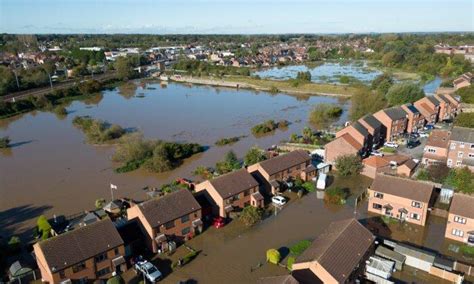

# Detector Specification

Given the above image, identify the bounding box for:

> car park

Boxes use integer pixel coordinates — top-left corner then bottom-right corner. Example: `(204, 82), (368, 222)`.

(383, 141), (399, 148)
(272, 195), (287, 206)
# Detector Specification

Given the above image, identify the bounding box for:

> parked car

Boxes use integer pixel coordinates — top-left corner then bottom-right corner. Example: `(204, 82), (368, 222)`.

(212, 216), (226, 229)
(272, 195), (287, 206)
(424, 124), (435, 130)
(370, 150), (384, 157)
(407, 140), (420, 149)
(316, 174), (327, 190)
(384, 141), (399, 148)
(135, 260), (162, 282)
(410, 132), (420, 138)
(419, 131), (429, 138)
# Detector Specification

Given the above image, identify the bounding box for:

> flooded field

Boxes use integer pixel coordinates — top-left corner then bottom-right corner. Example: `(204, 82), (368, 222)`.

(0, 81), (349, 238)
(253, 61), (382, 84)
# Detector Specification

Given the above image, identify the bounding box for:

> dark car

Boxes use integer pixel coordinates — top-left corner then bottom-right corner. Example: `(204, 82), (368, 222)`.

(407, 140), (420, 149)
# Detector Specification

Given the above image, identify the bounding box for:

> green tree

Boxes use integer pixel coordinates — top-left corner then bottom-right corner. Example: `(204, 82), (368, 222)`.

(454, 113), (474, 128)
(350, 88), (387, 120)
(244, 146), (266, 166)
(37, 215), (52, 240)
(334, 154), (363, 176)
(444, 167), (474, 194)
(371, 73), (394, 94)
(216, 150), (241, 174)
(0, 66), (17, 96)
(309, 103), (343, 128)
(386, 83), (425, 106)
(95, 198), (106, 209)
(239, 206), (263, 226)
(115, 57), (136, 80)
(266, 249), (281, 265)
(296, 71), (312, 82)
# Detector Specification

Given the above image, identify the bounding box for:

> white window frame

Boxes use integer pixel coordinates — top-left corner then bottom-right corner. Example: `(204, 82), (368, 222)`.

(450, 143), (456, 150)
(454, 216), (467, 224)
(410, 213), (421, 220)
(458, 152), (464, 158)
(452, 229), (464, 237)
(411, 201), (422, 208)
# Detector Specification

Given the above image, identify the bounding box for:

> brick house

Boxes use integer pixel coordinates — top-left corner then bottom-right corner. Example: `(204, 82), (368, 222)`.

(422, 129), (451, 165)
(373, 107), (408, 141)
(361, 156), (391, 179)
(362, 154), (417, 179)
(195, 168), (263, 218)
(453, 72), (472, 90)
(447, 127), (474, 171)
(368, 174), (434, 226)
(358, 114), (383, 149)
(292, 219), (375, 284)
(127, 189), (202, 253)
(33, 219), (126, 283)
(434, 94), (459, 121)
(445, 193), (474, 245)
(248, 150), (316, 195)
(414, 96), (441, 124)
(336, 121), (370, 153)
(401, 103), (425, 133)
(324, 133), (363, 165)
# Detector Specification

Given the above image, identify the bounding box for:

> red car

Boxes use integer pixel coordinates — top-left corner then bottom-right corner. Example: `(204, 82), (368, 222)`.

(212, 217), (226, 229)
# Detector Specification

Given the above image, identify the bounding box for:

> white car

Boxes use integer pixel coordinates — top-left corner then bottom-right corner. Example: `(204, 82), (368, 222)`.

(272, 195), (287, 206)
(135, 260), (162, 282)
(384, 142), (399, 148)
(370, 150), (384, 157)
(419, 131), (429, 138)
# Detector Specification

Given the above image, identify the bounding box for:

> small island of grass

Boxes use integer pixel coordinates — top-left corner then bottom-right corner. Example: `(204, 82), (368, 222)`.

(72, 116), (126, 144)
(215, 136), (245, 146)
(309, 103), (343, 128)
(251, 119), (290, 136)
(0, 136), (10, 148)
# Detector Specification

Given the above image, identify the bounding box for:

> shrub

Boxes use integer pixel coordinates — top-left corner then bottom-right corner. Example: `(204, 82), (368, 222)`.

(325, 187), (349, 205)
(456, 85), (474, 104)
(302, 182), (316, 193)
(289, 240), (312, 256)
(192, 166), (214, 180)
(215, 136), (240, 146)
(444, 167), (474, 194)
(269, 86), (279, 93)
(0, 136), (10, 148)
(215, 150), (241, 174)
(386, 83), (425, 106)
(266, 249), (281, 265)
(287, 256), (295, 271)
(239, 206), (263, 226)
(244, 146), (266, 165)
(53, 105), (68, 116)
(73, 116), (125, 144)
(251, 120), (289, 135)
(454, 113), (474, 128)
(296, 71), (311, 82)
(334, 154), (363, 176)
(309, 103), (343, 128)
(95, 198), (106, 209)
(37, 215), (52, 240)
(7, 236), (21, 253)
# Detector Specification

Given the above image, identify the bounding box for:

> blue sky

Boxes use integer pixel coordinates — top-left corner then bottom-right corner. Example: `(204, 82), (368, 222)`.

(1, 0), (473, 34)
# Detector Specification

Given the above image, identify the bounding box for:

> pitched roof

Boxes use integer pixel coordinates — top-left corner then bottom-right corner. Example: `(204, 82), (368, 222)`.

(383, 107), (407, 121)
(450, 127), (474, 143)
(258, 150), (310, 176)
(296, 219), (374, 283)
(382, 154), (410, 165)
(339, 133), (363, 150)
(351, 121), (369, 137)
(450, 193), (474, 219)
(37, 219), (123, 271)
(427, 96), (440, 106)
(400, 159), (417, 170)
(370, 174), (434, 203)
(426, 129), (451, 148)
(136, 189), (201, 227)
(363, 156), (390, 168)
(402, 103), (420, 115)
(209, 168), (259, 198)
(360, 114), (382, 130)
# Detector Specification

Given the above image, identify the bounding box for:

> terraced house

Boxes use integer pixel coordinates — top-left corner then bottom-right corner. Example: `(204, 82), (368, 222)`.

(373, 107), (408, 141)
(445, 193), (474, 245)
(335, 121), (370, 154)
(248, 150), (315, 195)
(368, 174), (434, 226)
(422, 129), (451, 165)
(324, 133), (364, 165)
(434, 93), (460, 121)
(414, 96), (441, 124)
(358, 114), (383, 149)
(127, 189), (202, 253)
(447, 127), (474, 171)
(195, 168), (263, 217)
(33, 219), (126, 283)
(401, 103), (425, 133)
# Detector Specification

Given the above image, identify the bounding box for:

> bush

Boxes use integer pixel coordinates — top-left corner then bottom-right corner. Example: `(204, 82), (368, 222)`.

(266, 249), (281, 265)
(296, 71), (312, 82)
(287, 256), (295, 271)
(7, 236), (21, 253)
(244, 146), (266, 165)
(239, 206), (263, 226)
(95, 198), (106, 209)
(289, 240), (312, 256)
(53, 105), (68, 116)
(386, 83), (425, 106)
(107, 275), (124, 284)
(325, 187), (349, 205)
(0, 136), (10, 148)
(444, 167), (474, 194)
(192, 166), (214, 180)
(215, 136), (241, 146)
(215, 150), (241, 174)
(456, 85), (474, 104)
(334, 154), (363, 176)
(37, 215), (52, 240)
(73, 116), (126, 144)
(309, 103), (343, 128)
(269, 86), (279, 93)
(302, 181), (316, 193)
(454, 113), (474, 128)
(251, 120), (289, 135)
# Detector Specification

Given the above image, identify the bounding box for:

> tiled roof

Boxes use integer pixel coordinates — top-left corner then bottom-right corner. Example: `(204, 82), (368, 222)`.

(383, 107), (407, 121)
(296, 219), (374, 283)
(370, 174), (434, 203)
(427, 96), (440, 106)
(209, 168), (259, 198)
(136, 189), (201, 228)
(37, 219), (123, 271)
(258, 150), (310, 176)
(450, 127), (474, 144)
(352, 121), (369, 137)
(363, 156), (390, 168)
(450, 193), (474, 219)
(360, 114), (382, 130)
(426, 130), (451, 148)
(339, 133), (363, 150)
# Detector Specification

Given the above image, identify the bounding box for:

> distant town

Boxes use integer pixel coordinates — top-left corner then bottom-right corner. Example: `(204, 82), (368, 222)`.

(1, 32), (474, 284)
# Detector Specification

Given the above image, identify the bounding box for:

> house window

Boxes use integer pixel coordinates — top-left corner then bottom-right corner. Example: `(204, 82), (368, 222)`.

(96, 267), (111, 277)
(427, 148), (436, 153)
(456, 161), (462, 166)
(411, 201), (422, 208)
(410, 213), (421, 220)
(114, 248), (120, 256)
(460, 142), (465, 148)
(470, 144), (474, 149)
(164, 220), (175, 229)
(72, 262), (86, 273)
(372, 203), (382, 210)
(447, 159), (453, 166)
(452, 229), (464, 237)
(244, 190), (250, 196)
(469, 153), (474, 158)
(231, 194), (240, 201)
(181, 227), (191, 235)
(450, 143), (456, 150)
(94, 252), (108, 263)
(181, 214), (190, 223)
(458, 152), (464, 158)
(374, 192), (384, 199)
(59, 270), (66, 279)
(454, 216), (467, 224)
(296, 164), (301, 170)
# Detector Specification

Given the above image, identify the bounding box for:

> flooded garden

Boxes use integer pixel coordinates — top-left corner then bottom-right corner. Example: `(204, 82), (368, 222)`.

(0, 81), (350, 237)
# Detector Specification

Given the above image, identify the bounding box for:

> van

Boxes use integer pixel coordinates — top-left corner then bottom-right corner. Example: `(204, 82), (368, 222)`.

(316, 173), (327, 190)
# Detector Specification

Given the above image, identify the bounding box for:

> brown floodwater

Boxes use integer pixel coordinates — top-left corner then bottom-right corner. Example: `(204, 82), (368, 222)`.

(0, 81), (349, 239)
